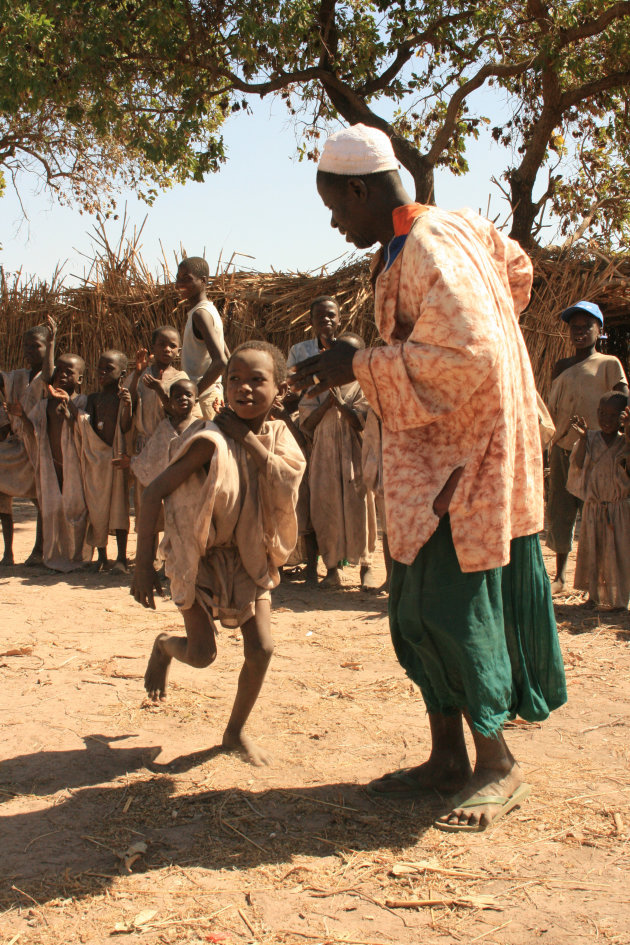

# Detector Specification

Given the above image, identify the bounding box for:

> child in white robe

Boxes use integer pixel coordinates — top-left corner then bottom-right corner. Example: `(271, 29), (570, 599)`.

(132, 341), (305, 766)
(567, 391), (630, 609)
(0, 321), (53, 564)
(19, 354), (89, 572)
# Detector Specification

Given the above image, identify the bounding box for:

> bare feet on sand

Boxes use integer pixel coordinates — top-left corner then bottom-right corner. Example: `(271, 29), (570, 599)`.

(0, 553), (15, 567)
(222, 728), (271, 767)
(436, 762), (526, 831)
(368, 755), (472, 798)
(144, 633), (172, 701)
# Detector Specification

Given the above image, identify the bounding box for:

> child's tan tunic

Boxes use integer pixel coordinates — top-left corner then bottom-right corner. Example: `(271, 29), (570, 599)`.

(28, 396), (90, 571)
(0, 370), (45, 511)
(159, 419), (305, 628)
(567, 431), (630, 609)
(300, 382), (374, 569)
(73, 407), (129, 548)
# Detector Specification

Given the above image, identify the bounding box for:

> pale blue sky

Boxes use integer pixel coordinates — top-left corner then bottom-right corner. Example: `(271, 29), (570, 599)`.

(1, 97), (514, 285)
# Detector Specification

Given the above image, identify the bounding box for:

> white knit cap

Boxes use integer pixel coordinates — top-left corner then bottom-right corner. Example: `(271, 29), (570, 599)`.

(318, 123), (399, 175)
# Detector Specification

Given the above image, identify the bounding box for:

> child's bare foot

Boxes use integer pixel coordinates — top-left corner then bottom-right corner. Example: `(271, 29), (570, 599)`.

(111, 559), (129, 575)
(320, 567), (341, 588)
(0, 553), (15, 567)
(360, 566), (380, 590)
(144, 633), (172, 701)
(24, 550), (43, 567)
(222, 728), (271, 766)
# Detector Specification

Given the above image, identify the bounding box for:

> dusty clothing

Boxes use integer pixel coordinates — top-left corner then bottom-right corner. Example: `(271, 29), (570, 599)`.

(181, 300), (225, 416)
(287, 338), (320, 370)
(548, 353), (627, 451)
(130, 366), (188, 451)
(158, 419), (305, 628)
(0, 370), (45, 503)
(73, 407), (129, 548)
(28, 396), (90, 571)
(353, 204), (542, 572)
(300, 384), (374, 569)
(536, 393), (555, 451)
(546, 444), (581, 554)
(389, 516), (567, 737)
(567, 432), (630, 609)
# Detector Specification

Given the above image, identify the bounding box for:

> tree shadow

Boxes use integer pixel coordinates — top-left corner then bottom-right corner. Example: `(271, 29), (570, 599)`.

(2, 762), (438, 908)
(0, 734), (161, 804)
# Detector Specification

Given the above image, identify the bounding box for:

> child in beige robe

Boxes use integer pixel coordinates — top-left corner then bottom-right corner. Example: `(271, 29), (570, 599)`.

(567, 392), (630, 609)
(132, 341), (305, 767)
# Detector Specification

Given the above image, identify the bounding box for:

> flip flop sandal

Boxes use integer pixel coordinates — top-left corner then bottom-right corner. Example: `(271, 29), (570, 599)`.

(434, 782), (531, 832)
(366, 768), (447, 800)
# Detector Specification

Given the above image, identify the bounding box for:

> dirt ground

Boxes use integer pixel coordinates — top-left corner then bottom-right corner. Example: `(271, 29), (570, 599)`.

(1, 499), (629, 945)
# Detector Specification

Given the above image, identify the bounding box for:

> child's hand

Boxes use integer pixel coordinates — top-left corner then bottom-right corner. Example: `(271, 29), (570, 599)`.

(213, 407), (251, 443)
(112, 454), (131, 469)
(570, 415), (588, 437)
(131, 564), (163, 610)
(135, 348), (149, 373)
(142, 373), (163, 392)
(48, 385), (69, 403)
(118, 386), (132, 406)
(46, 314), (58, 336)
(212, 395), (224, 414)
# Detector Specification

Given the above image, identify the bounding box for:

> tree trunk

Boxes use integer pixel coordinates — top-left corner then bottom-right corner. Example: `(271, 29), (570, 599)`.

(508, 168), (539, 248)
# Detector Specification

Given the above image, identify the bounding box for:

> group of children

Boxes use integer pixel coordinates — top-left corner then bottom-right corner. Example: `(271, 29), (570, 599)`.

(1, 283), (628, 764)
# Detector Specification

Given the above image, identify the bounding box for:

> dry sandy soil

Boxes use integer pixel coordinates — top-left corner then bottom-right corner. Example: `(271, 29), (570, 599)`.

(1, 499), (629, 945)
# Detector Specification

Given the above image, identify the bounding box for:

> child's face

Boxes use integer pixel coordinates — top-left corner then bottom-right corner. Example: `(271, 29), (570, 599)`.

(23, 332), (47, 369)
(568, 313), (600, 350)
(175, 265), (206, 302)
(169, 380), (197, 418)
(53, 356), (83, 394)
(597, 402), (623, 435)
(311, 301), (340, 343)
(226, 350), (279, 423)
(152, 330), (180, 367)
(98, 354), (125, 388)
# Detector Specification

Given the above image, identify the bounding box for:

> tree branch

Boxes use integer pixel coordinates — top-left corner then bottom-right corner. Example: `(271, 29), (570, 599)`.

(561, 70), (630, 109)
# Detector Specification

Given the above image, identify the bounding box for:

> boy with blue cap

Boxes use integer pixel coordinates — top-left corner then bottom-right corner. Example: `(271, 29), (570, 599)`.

(546, 300), (628, 593)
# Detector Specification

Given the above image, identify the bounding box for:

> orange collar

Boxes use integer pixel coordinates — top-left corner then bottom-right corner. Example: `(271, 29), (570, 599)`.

(392, 203), (429, 236)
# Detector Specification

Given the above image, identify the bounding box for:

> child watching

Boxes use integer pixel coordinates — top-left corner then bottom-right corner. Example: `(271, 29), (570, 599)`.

(16, 353), (89, 571)
(131, 341), (305, 766)
(546, 300), (628, 593)
(127, 326), (188, 525)
(63, 350), (133, 572)
(177, 256), (228, 419)
(0, 320), (54, 565)
(299, 331), (374, 588)
(567, 391), (630, 610)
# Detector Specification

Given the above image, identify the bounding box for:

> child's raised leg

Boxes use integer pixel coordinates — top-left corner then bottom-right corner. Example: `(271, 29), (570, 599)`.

(222, 598), (274, 766)
(144, 599), (217, 701)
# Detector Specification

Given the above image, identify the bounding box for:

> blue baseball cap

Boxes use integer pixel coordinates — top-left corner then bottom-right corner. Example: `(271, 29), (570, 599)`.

(560, 300), (604, 326)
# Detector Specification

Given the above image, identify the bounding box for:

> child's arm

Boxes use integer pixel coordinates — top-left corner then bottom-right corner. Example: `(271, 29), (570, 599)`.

(118, 381), (133, 434)
(142, 371), (170, 409)
(131, 438), (216, 609)
(48, 385), (79, 422)
(193, 308), (229, 396)
(329, 387), (364, 431)
(42, 315), (57, 384)
(299, 392), (335, 437)
(570, 415), (588, 468)
(127, 349), (148, 406)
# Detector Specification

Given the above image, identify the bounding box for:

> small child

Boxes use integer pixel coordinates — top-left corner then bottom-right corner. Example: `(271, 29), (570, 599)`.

(0, 320), (54, 565)
(127, 326), (188, 525)
(65, 350), (133, 572)
(299, 332), (375, 588)
(19, 354), (89, 571)
(132, 341), (305, 765)
(567, 391), (630, 609)
(130, 378), (201, 537)
(177, 256), (228, 419)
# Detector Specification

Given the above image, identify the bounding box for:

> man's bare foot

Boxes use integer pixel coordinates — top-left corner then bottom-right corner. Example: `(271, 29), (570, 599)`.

(436, 762), (525, 831)
(24, 550), (43, 567)
(368, 756), (472, 798)
(550, 578), (566, 595)
(360, 566), (380, 591)
(222, 729), (271, 766)
(0, 553), (15, 567)
(144, 633), (172, 701)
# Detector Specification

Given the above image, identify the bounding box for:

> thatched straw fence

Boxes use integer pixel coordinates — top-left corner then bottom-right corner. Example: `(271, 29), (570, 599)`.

(1, 225), (629, 399)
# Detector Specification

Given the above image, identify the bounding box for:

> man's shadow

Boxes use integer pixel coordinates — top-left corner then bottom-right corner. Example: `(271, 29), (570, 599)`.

(0, 734), (161, 803)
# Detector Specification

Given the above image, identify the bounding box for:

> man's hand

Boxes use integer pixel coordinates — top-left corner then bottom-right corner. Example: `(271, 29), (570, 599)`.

(289, 341), (357, 396)
(213, 407), (252, 443)
(131, 563), (163, 610)
(570, 415), (588, 438)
